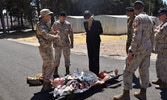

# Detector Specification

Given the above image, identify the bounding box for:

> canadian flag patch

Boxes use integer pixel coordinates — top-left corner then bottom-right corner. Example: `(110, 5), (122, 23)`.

(133, 21), (138, 27)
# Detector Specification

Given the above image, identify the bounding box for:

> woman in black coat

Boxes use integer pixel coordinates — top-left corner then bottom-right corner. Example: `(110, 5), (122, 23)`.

(83, 10), (103, 75)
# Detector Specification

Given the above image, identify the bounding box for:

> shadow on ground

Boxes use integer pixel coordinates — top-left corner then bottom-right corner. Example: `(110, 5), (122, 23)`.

(160, 88), (167, 100)
(0, 29), (35, 39)
(132, 74), (152, 89)
(31, 80), (122, 100)
(31, 89), (53, 100)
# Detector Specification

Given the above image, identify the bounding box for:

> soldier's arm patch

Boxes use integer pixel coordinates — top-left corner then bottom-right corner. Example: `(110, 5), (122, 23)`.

(133, 21), (139, 28)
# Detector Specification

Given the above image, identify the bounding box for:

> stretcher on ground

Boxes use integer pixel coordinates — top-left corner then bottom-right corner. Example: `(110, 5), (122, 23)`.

(51, 69), (122, 100)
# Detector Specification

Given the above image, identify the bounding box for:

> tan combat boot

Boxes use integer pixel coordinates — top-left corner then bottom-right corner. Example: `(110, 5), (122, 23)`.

(113, 90), (130, 100)
(152, 79), (162, 85)
(41, 81), (52, 92)
(134, 88), (147, 100)
(155, 82), (167, 89)
(66, 67), (70, 75)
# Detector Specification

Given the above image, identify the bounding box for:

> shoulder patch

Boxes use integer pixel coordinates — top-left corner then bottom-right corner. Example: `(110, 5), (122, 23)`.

(133, 21), (139, 27)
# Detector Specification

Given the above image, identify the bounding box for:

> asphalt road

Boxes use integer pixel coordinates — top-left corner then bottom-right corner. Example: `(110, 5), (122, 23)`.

(0, 39), (166, 100)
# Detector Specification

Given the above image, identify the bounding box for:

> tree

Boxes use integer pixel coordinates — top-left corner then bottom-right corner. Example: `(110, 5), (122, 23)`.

(0, 0), (6, 33)
(24, 0), (36, 31)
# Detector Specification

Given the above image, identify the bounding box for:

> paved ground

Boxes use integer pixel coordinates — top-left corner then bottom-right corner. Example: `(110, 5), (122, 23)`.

(0, 39), (167, 100)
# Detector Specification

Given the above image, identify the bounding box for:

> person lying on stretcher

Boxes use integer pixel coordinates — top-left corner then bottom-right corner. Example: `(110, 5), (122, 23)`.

(52, 70), (118, 89)
(52, 70), (118, 97)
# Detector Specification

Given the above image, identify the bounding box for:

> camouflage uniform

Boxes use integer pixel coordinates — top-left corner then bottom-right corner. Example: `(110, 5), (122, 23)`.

(155, 19), (167, 83)
(52, 20), (73, 68)
(126, 17), (135, 54)
(36, 20), (59, 82)
(124, 12), (154, 90)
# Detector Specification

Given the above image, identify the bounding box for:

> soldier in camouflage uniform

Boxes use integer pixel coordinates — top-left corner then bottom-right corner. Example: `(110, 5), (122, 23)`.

(126, 7), (135, 54)
(113, 1), (154, 100)
(36, 9), (60, 91)
(52, 11), (73, 77)
(152, 8), (167, 89)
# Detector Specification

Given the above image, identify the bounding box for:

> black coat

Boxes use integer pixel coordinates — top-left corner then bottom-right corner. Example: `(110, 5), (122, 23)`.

(84, 20), (103, 44)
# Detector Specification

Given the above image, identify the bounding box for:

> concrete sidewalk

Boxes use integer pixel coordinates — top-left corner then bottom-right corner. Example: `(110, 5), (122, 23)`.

(8, 39), (157, 61)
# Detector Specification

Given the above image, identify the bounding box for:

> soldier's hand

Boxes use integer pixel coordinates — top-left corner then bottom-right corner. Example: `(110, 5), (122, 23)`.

(70, 44), (73, 49)
(69, 28), (73, 32)
(55, 34), (60, 39)
(127, 53), (133, 62)
(154, 29), (160, 34)
(53, 43), (56, 49)
(56, 30), (60, 35)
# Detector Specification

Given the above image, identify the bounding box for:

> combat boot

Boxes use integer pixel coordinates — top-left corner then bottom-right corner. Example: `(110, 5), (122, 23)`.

(134, 88), (147, 100)
(113, 90), (130, 100)
(152, 79), (162, 85)
(41, 81), (52, 92)
(155, 82), (167, 89)
(66, 67), (70, 75)
(53, 67), (59, 78)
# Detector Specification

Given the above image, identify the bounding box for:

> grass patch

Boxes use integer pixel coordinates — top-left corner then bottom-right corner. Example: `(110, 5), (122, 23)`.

(1, 31), (127, 45)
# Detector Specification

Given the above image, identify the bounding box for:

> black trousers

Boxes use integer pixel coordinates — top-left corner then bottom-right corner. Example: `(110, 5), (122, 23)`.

(87, 42), (100, 75)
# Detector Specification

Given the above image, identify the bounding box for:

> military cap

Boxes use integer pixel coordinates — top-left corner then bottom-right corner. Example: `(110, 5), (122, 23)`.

(126, 7), (134, 12)
(83, 10), (92, 19)
(158, 8), (167, 16)
(59, 11), (67, 16)
(134, 0), (144, 6)
(39, 9), (53, 18)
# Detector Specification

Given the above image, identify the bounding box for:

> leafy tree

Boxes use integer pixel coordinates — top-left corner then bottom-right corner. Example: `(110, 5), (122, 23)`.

(0, 0), (6, 33)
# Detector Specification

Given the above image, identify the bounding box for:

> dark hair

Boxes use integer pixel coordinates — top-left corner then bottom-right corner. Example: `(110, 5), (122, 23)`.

(59, 11), (67, 16)
(83, 10), (92, 19)
(134, 4), (143, 10)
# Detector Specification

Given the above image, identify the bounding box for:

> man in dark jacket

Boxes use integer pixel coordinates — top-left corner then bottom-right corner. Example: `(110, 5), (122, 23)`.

(83, 10), (103, 75)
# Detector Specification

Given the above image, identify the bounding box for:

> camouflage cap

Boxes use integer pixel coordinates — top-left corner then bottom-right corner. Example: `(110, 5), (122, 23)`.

(39, 9), (53, 18)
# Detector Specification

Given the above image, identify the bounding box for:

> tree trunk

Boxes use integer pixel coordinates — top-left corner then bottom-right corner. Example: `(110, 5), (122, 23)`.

(36, 0), (40, 17)
(0, 11), (6, 34)
(10, 15), (13, 27)
(6, 13), (9, 33)
(30, 20), (34, 31)
(30, 14), (34, 31)
(17, 16), (20, 28)
(20, 12), (24, 28)
(67, 0), (71, 15)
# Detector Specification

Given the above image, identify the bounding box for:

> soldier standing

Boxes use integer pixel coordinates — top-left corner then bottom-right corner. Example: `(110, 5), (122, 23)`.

(126, 7), (135, 54)
(36, 9), (60, 91)
(113, 1), (154, 100)
(152, 8), (167, 89)
(52, 11), (73, 77)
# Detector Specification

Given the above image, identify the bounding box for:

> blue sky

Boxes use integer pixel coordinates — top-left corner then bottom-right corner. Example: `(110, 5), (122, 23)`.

(163, 0), (167, 3)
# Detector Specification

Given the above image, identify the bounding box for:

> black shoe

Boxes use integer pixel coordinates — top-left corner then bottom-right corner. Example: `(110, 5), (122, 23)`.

(53, 74), (59, 78)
